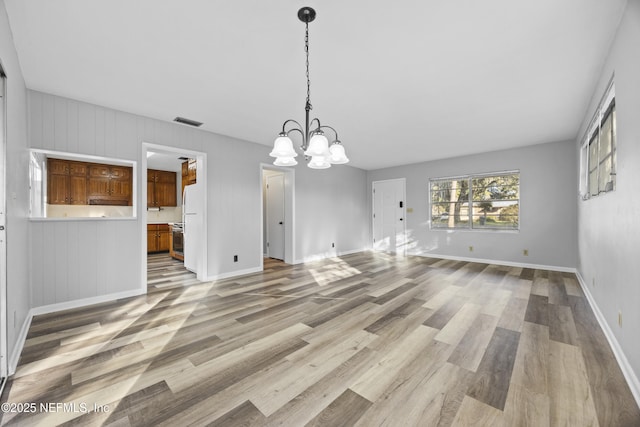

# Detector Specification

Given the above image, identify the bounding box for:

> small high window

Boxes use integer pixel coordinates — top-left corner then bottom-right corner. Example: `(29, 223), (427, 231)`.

(581, 80), (616, 199)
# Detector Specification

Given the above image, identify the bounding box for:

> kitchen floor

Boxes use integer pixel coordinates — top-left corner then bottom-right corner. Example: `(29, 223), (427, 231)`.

(147, 253), (198, 290)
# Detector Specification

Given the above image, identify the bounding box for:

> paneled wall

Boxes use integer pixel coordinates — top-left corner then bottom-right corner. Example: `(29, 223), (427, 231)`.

(27, 90), (369, 308)
(1, 0), (31, 367)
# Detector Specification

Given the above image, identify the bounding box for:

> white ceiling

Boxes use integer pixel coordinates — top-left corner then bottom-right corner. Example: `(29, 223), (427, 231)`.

(146, 151), (184, 173)
(4, 0), (627, 170)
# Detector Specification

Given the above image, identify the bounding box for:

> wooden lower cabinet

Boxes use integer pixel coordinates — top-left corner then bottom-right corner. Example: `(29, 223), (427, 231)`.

(147, 224), (171, 253)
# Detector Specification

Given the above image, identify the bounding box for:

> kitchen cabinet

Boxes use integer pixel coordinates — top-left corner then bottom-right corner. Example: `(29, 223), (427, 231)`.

(48, 158), (132, 206)
(147, 224), (171, 253)
(148, 169), (177, 207)
(87, 164), (133, 205)
(181, 159), (196, 195)
(188, 159), (197, 184)
(47, 159), (88, 205)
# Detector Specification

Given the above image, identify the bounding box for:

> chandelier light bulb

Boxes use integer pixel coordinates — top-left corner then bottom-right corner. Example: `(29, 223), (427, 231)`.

(274, 156), (298, 166)
(304, 132), (329, 157)
(308, 155), (331, 169)
(270, 134), (298, 158)
(329, 142), (349, 164)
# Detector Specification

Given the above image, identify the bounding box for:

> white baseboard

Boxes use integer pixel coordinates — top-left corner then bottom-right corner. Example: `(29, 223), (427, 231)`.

(411, 251), (576, 273)
(205, 266), (263, 282)
(9, 288), (146, 376)
(575, 271), (640, 408)
(30, 289), (146, 317)
(9, 313), (32, 376)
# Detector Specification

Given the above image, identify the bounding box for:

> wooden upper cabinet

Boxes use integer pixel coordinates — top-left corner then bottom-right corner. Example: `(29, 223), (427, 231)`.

(181, 161), (188, 179)
(181, 159), (196, 196)
(87, 174), (110, 199)
(147, 173), (155, 207)
(188, 159), (197, 184)
(88, 164), (111, 179)
(49, 158), (70, 175)
(110, 166), (131, 180)
(47, 157), (132, 206)
(48, 173), (70, 204)
(47, 158), (88, 205)
(87, 163), (133, 206)
(68, 162), (87, 176)
(156, 171), (177, 207)
(148, 169), (177, 207)
(69, 175), (88, 205)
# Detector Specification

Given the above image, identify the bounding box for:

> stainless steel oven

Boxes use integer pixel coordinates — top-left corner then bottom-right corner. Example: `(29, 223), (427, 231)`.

(172, 223), (184, 255)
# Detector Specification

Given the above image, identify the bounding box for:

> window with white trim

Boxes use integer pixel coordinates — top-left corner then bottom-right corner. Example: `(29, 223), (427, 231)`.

(581, 80), (616, 199)
(430, 171), (519, 230)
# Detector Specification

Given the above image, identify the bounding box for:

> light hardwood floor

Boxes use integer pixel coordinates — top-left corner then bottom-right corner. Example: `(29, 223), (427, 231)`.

(1, 252), (639, 426)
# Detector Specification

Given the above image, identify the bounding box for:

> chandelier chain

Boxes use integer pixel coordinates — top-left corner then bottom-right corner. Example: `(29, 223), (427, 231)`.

(305, 22), (312, 110)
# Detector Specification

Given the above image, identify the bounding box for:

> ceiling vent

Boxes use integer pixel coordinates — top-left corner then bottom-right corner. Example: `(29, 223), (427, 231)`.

(173, 117), (203, 127)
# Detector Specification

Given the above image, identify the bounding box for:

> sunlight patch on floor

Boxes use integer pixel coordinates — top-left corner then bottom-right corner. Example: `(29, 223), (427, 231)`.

(308, 259), (362, 285)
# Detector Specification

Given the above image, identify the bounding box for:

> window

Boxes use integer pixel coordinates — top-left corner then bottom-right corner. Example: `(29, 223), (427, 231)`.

(29, 149), (137, 219)
(581, 80), (616, 199)
(430, 171), (519, 230)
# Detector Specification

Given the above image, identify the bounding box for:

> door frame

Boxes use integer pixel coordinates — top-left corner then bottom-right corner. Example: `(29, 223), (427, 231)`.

(265, 172), (285, 260)
(372, 178), (407, 255)
(0, 61), (8, 385)
(260, 164), (294, 267)
(141, 143), (208, 289)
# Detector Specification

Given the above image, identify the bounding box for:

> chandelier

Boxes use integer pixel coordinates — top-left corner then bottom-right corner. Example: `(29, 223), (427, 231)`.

(269, 7), (349, 169)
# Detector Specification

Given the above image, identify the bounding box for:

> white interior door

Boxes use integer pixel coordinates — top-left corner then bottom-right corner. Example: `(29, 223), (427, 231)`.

(266, 173), (285, 260)
(372, 179), (406, 254)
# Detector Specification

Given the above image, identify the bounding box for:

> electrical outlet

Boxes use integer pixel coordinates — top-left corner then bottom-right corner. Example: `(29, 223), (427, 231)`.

(233, 255), (238, 262)
(618, 311), (622, 327)
(469, 246), (473, 252)
(523, 249), (529, 256)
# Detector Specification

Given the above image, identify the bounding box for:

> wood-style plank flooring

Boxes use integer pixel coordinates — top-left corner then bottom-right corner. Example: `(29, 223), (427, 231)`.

(2, 252), (639, 426)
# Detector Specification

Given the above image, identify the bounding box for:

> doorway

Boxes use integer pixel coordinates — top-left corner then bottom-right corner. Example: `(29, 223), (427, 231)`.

(261, 165), (294, 267)
(141, 143), (208, 291)
(0, 62), (8, 389)
(265, 172), (285, 260)
(372, 178), (407, 255)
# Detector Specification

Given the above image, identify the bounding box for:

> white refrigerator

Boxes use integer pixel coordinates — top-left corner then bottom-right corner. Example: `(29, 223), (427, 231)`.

(182, 182), (204, 274)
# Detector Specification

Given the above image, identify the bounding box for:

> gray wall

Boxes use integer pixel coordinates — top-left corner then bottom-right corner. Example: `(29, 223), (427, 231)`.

(27, 90), (369, 307)
(576, 0), (640, 388)
(367, 140), (578, 269)
(296, 164), (369, 261)
(0, 0), (31, 366)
